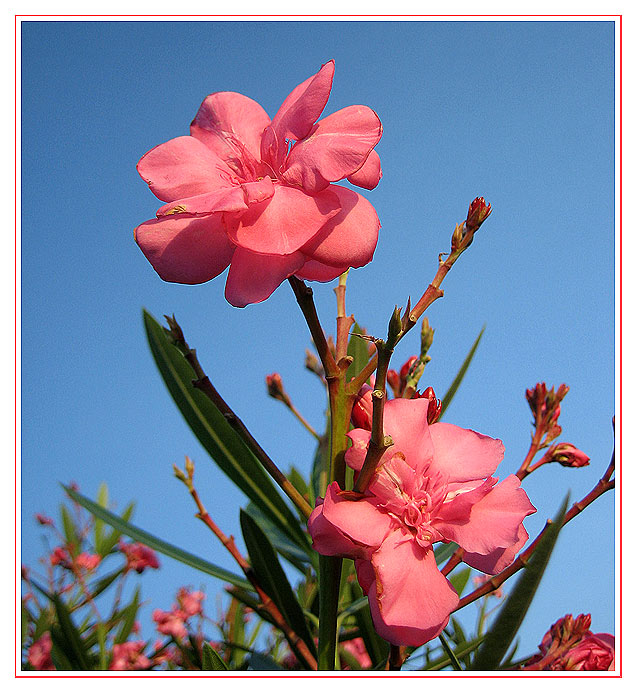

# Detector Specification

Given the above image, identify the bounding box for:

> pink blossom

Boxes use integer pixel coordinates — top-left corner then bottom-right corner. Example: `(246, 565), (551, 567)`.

(308, 397), (536, 647)
(341, 637), (372, 670)
(153, 608), (188, 640)
(109, 641), (152, 671)
(549, 443), (590, 468)
(49, 546), (70, 567)
(120, 541), (160, 573)
(135, 60), (382, 308)
(27, 632), (54, 670)
(177, 587), (205, 617)
(74, 552), (101, 572)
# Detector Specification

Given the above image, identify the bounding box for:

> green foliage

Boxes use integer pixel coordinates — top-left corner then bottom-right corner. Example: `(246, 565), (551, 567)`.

(202, 642), (229, 670)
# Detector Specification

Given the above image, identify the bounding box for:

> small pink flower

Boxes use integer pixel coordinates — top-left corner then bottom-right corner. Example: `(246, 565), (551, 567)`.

(153, 608), (188, 640)
(27, 632), (54, 670)
(309, 397), (536, 647)
(50, 546), (70, 568)
(341, 637), (372, 670)
(177, 587), (205, 617)
(120, 541), (160, 573)
(109, 641), (152, 671)
(74, 552), (101, 572)
(135, 60), (382, 308)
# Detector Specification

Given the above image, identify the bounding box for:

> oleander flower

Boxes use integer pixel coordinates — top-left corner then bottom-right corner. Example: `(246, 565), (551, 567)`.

(27, 632), (54, 671)
(109, 641), (152, 671)
(135, 60), (382, 307)
(308, 397), (536, 647)
(120, 541), (160, 573)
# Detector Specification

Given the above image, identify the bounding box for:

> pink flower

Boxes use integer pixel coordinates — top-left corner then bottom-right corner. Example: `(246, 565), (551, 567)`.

(523, 614), (614, 671)
(176, 587), (205, 617)
(74, 552), (101, 572)
(120, 541), (160, 573)
(27, 632), (54, 670)
(135, 60), (382, 307)
(341, 637), (372, 670)
(153, 608), (188, 640)
(109, 641), (152, 671)
(308, 397), (536, 647)
(49, 546), (70, 568)
(549, 443), (590, 468)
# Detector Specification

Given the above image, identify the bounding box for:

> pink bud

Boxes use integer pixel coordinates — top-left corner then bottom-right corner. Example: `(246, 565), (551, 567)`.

(465, 196), (492, 232)
(415, 386), (442, 424)
(550, 443), (590, 468)
(35, 513), (54, 526)
(351, 384), (374, 430)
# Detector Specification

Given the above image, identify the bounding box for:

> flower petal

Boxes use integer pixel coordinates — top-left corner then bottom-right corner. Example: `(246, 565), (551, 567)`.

(134, 214), (234, 284)
(156, 187), (248, 217)
(428, 422), (505, 483)
(463, 525), (529, 575)
(294, 259), (348, 282)
(347, 149), (382, 190)
(367, 529), (459, 646)
(224, 246), (304, 308)
(300, 185), (380, 269)
(137, 136), (236, 203)
(226, 185), (341, 256)
(345, 429), (372, 472)
(381, 398), (435, 474)
(282, 105), (382, 192)
(190, 91), (271, 164)
(270, 60), (335, 143)
(437, 475), (536, 555)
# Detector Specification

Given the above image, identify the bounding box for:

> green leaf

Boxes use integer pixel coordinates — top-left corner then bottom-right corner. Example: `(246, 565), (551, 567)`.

(310, 434), (330, 503)
(244, 502), (314, 573)
(97, 502), (135, 557)
(114, 587), (140, 644)
(469, 494), (570, 671)
(60, 506), (80, 555)
(93, 483), (108, 555)
(434, 542), (459, 565)
(64, 485), (251, 590)
(425, 635), (486, 670)
(449, 567), (472, 597)
(143, 310), (310, 554)
(346, 323), (371, 384)
(239, 510), (317, 661)
(51, 594), (91, 670)
(438, 631), (462, 670)
(439, 325), (485, 418)
(247, 652), (284, 671)
(202, 642), (229, 670)
(88, 568), (123, 600)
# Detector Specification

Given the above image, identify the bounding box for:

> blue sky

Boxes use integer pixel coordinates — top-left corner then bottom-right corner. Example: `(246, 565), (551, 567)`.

(20, 19), (616, 664)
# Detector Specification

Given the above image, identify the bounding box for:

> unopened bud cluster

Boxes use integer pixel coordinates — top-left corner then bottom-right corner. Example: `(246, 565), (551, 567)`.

(526, 382), (569, 446)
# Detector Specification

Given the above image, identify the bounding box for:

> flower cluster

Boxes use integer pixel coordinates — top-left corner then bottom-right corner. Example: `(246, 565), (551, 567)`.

(135, 61), (382, 307)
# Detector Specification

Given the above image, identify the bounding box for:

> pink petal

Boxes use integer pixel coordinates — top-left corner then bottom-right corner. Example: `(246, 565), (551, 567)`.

(240, 177), (275, 205)
(463, 525), (529, 575)
(270, 60), (335, 143)
(294, 259), (348, 282)
(347, 150), (382, 190)
(226, 185), (341, 256)
(300, 185), (380, 269)
(437, 475), (536, 555)
(156, 187), (248, 217)
(367, 529), (459, 646)
(224, 246), (304, 308)
(282, 105), (382, 192)
(134, 214), (234, 284)
(355, 559), (375, 594)
(320, 482), (394, 551)
(137, 136), (236, 203)
(190, 91), (271, 164)
(308, 498), (369, 559)
(345, 429), (372, 472)
(381, 398), (435, 475)
(428, 422), (505, 483)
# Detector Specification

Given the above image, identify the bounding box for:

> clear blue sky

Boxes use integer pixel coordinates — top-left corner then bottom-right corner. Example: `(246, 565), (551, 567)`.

(20, 19), (616, 663)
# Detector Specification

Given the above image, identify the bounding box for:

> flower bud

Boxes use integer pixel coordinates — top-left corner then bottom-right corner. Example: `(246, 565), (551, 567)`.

(465, 196), (492, 233)
(386, 369), (401, 398)
(304, 350), (324, 378)
(387, 305), (403, 347)
(265, 373), (290, 405)
(415, 386), (442, 424)
(352, 384), (374, 430)
(550, 443), (590, 468)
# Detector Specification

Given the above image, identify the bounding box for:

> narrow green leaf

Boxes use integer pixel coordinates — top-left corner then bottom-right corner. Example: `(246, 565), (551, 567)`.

(88, 568), (123, 600)
(469, 494), (570, 671)
(434, 542), (459, 565)
(449, 567), (472, 597)
(60, 506), (80, 555)
(247, 652), (284, 671)
(51, 594), (90, 670)
(239, 510), (317, 661)
(143, 310), (309, 554)
(310, 434), (330, 503)
(65, 485), (251, 590)
(225, 587), (279, 629)
(115, 587), (140, 644)
(96, 623), (108, 671)
(346, 323), (371, 384)
(438, 631), (462, 671)
(244, 503), (313, 573)
(439, 325), (485, 418)
(97, 502), (135, 557)
(202, 642), (229, 670)
(93, 483), (108, 555)
(425, 635), (486, 670)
